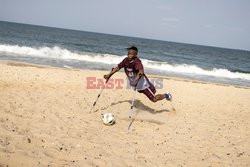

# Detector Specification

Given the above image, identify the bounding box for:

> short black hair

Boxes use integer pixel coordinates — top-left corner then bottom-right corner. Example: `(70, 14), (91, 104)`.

(126, 46), (138, 52)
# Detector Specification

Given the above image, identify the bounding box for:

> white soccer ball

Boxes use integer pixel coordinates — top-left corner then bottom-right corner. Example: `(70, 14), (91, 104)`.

(101, 113), (115, 125)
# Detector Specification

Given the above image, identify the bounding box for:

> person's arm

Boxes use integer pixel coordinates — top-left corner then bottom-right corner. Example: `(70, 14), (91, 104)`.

(133, 69), (144, 86)
(104, 58), (125, 82)
(132, 59), (144, 86)
(103, 67), (120, 82)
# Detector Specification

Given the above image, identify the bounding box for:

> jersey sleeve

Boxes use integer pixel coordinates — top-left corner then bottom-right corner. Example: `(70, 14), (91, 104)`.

(117, 58), (126, 69)
(134, 59), (143, 71)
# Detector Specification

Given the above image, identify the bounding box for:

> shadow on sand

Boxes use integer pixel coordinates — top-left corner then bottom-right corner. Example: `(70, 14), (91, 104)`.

(94, 99), (170, 114)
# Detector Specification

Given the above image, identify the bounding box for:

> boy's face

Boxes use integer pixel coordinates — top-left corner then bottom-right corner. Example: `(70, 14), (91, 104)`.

(127, 49), (137, 61)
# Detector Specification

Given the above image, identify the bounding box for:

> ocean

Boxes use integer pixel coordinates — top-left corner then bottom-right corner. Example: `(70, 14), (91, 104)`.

(0, 21), (250, 86)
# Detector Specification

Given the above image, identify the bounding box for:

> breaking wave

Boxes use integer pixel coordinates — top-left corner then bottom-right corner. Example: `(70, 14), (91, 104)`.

(1, 44), (250, 81)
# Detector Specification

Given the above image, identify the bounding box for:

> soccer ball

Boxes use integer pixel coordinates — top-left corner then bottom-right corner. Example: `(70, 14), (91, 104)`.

(101, 113), (115, 125)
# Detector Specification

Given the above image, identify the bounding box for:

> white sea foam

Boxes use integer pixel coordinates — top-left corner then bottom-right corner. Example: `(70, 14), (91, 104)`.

(1, 44), (250, 81)
(0, 44), (123, 64)
(142, 59), (250, 80)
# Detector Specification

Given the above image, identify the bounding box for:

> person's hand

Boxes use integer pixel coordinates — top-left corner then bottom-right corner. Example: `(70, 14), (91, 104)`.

(104, 74), (110, 81)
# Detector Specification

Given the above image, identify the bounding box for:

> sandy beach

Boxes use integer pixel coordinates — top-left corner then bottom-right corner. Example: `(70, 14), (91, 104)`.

(0, 60), (250, 167)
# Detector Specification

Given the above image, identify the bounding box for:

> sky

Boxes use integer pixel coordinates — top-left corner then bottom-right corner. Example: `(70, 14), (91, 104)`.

(0, 0), (250, 51)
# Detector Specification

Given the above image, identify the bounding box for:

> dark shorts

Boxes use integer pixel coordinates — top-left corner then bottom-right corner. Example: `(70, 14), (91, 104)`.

(138, 84), (156, 102)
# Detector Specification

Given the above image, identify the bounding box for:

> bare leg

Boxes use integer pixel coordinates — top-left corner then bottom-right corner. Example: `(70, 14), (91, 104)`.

(144, 87), (172, 103)
(152, 94), (165, 102)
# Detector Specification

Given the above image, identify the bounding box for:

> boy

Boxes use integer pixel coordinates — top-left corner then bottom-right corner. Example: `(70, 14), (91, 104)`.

(104, 46), (172, 102)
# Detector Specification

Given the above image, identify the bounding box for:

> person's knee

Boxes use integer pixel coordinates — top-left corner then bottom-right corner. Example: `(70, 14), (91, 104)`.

(151, 97), (157, 103)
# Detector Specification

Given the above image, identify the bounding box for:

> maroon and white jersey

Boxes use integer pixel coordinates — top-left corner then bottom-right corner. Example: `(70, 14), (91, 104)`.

(117, 57), (150, 90)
